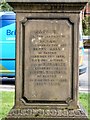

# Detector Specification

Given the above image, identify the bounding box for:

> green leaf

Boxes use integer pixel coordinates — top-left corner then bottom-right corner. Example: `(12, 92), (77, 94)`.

(0, 0), (13, 11)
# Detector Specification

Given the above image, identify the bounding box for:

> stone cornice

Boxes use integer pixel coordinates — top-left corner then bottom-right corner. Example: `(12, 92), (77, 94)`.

(7, 3), (87, 13)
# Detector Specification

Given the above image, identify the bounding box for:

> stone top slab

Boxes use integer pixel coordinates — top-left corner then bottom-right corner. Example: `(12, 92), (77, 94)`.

(6, 0), (88, 12)
(6, 0), (88, 3)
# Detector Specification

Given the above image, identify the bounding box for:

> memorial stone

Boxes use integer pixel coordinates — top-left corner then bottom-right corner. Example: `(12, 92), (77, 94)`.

(4, 0), (89, 120)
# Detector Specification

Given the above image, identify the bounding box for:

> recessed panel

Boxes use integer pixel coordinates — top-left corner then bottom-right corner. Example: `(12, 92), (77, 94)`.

(23, 19), (72, 101)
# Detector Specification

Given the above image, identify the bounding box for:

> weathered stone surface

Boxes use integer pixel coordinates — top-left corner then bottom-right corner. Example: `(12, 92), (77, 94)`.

(15, 12), (78, 108)
(4, 108), (89, 120)
(4, 1), (88, 120)
(23, 18), (72, 101)
(6, 0), (88, 13)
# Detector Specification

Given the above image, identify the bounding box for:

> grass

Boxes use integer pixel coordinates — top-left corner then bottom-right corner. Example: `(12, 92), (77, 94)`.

(0, 91), (15, 120)
(79, 93), (90, 119)
(0, 92), (90, 120)
(79, 93), (88, 112)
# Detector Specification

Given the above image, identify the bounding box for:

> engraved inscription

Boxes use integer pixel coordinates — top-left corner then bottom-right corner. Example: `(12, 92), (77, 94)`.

(24, 19), (72, 101)
(29, 30), (67, 86)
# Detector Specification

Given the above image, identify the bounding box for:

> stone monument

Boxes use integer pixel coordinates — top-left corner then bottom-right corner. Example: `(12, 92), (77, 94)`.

(5, 0), (88, 120)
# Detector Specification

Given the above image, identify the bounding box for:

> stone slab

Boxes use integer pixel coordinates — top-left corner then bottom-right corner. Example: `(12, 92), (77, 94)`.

(16, 12), (78, 107)
(6, 1), (88, 12)
(23, 18), (72, 101)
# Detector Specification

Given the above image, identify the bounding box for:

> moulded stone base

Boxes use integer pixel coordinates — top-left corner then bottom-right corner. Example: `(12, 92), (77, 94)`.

(3, 107), (89, 120)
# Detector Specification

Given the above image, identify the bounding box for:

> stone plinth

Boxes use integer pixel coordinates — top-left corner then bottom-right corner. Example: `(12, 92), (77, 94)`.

(4, 0), (89, 120)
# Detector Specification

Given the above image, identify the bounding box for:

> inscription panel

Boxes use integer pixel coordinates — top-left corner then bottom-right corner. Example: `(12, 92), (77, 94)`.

(23, 19), (73, 101)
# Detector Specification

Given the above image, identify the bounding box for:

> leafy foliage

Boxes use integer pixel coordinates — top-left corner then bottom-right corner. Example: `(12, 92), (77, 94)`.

(82, 16), (90, 36)
(0, 0), (13, 11)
